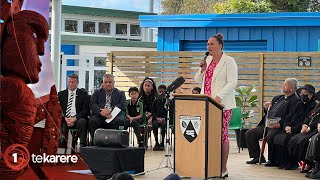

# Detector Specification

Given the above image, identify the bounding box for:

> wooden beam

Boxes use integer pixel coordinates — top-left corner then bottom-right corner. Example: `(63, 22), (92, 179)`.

(258, 53), (264, 121)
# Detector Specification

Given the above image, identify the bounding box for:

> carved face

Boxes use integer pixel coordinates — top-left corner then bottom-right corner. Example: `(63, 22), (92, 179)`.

(1, 10), (48, 84)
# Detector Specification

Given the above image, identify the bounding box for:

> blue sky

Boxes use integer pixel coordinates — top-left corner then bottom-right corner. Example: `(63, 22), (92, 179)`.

(63, 0), (160, 13)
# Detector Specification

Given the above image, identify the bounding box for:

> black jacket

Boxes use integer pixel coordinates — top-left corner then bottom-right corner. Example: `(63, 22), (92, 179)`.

(90, 88), (126, 117)
(258, 93), (300, 128)
(304, 105), (320, 132)
(139, 94), (157, 113)
(283, 99), (317, 134)
(58, 88), (90, 120)
(152, 98), (167, 121)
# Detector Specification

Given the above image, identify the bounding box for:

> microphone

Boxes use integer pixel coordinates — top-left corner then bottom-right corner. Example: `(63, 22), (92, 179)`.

(200, 51), (209, 67)
(166, 76), (185, 92)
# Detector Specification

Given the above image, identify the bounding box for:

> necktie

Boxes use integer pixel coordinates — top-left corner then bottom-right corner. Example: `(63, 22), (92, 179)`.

(66, 92), (74, 117)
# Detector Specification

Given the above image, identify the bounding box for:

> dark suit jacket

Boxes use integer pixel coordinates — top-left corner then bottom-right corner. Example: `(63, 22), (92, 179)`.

(258, 93), (300, 128)
(90, 88), (126, 117)
(58, 88), (90, 120)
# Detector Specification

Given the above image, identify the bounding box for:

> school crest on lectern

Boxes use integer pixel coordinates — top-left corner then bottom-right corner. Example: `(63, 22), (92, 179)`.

(180, 115), (201, 143)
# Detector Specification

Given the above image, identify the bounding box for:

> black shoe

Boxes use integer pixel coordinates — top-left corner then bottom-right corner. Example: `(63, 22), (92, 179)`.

(246, 157), (265, 164)
(159, 144), (165, 151)
(153, 143), (160, 151)
(265, 161), (277, 167)
(283, 162), (299, 170)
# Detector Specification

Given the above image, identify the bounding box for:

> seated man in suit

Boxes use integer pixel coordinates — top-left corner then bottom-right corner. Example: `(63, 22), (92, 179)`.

(89, 74), (126, 140)
(58, 73), (89, 147)
(245, 78), (301, 165)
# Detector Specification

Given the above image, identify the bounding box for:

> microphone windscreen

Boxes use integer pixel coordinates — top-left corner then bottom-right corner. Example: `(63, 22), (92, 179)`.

(167, 77), (185, 92)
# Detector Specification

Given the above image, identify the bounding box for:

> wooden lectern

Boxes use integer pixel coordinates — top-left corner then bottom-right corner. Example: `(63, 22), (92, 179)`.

(173, 94), (224, 179)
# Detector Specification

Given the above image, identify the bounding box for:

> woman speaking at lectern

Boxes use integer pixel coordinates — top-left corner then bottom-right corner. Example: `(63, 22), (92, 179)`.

(194, 33), (238, 178)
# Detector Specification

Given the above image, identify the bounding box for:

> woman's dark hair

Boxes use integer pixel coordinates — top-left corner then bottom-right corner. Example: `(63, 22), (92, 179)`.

(213, 33), (224, 48)
(139, 77), (157, 97)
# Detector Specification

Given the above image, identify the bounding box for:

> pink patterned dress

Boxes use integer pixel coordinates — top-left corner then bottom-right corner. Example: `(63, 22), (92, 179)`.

(204, 60), (232, 144)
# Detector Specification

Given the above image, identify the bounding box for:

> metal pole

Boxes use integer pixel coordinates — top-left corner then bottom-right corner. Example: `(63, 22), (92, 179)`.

(148, 0), (154, 42)
(51, 0), (62, 91)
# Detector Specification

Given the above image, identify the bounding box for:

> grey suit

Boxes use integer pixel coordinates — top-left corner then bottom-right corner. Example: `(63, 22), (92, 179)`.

(88, 88), (126, 139)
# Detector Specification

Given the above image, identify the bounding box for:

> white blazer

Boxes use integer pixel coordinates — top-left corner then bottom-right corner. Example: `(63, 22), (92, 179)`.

(194, 53), (238, 110)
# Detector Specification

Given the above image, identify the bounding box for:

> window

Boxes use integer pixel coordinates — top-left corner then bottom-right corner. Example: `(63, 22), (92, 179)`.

(65, 20), (78, 32)
(116, 24), (127, 35)
(99, 22), (110, 35)
(129, 39), (141, 41)
(130, 24), (140, 36)
(115, 38), (128, 41)
(94, 70), (106, 90)
(83, 21), (95, 34)
(94, 57), (107, 66)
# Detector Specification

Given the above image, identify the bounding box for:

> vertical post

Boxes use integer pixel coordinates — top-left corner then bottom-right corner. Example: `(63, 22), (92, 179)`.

(51, 0), (62, 91)
(258, 53), (265, 121)
(148, 0), (154, 42)
(107, 52), (113, 74)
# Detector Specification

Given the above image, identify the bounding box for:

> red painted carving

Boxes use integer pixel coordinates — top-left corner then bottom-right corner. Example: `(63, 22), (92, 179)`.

(41, 86), (62, 156)
(0, 1), (62, 178)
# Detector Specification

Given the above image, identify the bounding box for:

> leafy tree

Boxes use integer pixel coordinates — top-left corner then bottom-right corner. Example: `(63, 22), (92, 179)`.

(213, 0), (273, 13)
(158, 0), (320, 14)
(159, 0), (215, 14)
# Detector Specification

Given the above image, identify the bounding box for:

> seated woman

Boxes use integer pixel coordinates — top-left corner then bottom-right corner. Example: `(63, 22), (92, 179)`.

(273, 84), (317, 169)
(285, 96), (320, 170)
(304, 123), (320, 179)
(138, 77), (158, 146)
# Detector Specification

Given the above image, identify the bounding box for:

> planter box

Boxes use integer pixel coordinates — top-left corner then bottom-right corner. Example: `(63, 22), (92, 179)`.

(235, 128), (249, 150)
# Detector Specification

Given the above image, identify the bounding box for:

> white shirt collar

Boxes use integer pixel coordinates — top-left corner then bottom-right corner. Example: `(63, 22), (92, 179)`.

(68, 88), (77, 94)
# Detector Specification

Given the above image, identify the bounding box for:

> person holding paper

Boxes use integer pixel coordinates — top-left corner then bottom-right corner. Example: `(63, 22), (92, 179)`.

(245, 78), (300, 165)
(89, 74), (126, 140)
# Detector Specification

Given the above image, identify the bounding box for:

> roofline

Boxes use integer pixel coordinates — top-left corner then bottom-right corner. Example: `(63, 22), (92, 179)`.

(49, 5), (157, 19)
(60, 33), (156, 48)
(139, 12), (320, 27)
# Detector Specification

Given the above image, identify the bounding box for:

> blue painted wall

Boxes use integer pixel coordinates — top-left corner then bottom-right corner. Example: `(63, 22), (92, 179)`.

(140, 13), (320, 52)
(61, 45), (75, 55)
(61, 45), (76, 86)
(157, 27), (320, 52)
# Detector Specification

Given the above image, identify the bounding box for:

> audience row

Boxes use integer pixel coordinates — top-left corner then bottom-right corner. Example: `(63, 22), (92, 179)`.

(58, 73), (201, 151)
(245, 78), (320, 179)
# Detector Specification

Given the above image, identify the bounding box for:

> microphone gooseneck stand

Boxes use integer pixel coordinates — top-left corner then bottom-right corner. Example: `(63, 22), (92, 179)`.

(133, 91), (173, 177)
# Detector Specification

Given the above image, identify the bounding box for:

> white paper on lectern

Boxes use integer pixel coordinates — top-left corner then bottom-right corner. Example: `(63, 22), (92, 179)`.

(105, 106), (121, 123)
